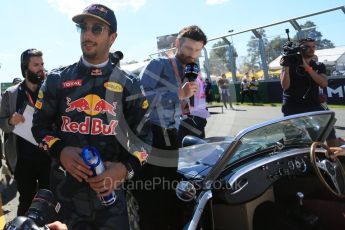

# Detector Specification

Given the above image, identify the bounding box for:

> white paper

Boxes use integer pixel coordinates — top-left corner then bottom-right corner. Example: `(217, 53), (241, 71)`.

(12, 105), (38, 145)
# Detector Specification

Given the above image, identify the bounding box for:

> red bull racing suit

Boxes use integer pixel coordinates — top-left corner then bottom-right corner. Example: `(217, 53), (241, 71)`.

(32, 58), (150, 229)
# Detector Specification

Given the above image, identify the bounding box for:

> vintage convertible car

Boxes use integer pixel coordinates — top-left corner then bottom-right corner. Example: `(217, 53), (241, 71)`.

(176, 110), (345, 230)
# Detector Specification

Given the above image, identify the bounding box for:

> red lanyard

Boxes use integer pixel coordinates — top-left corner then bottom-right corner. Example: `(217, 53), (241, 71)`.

(168, 58), (183, 88)
(168, 58), (191, 115)
(25, 91), (35, 106)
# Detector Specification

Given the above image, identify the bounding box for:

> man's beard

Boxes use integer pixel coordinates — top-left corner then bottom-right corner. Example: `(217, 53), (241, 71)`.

(176, 53), (194, 65)
(82, 46), (97, 59)
(81, 41), (97, 59)
(27, 70), (44, 84)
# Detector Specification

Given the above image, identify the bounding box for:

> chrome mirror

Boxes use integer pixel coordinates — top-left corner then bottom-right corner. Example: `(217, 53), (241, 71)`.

(175, 181), (196, 202)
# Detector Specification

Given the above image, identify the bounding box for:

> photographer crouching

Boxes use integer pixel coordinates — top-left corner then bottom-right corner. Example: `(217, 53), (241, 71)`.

(280, 36), (341, 146)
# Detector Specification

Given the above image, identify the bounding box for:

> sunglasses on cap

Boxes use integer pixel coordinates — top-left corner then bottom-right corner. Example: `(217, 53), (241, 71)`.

(76, 23), (110, 36)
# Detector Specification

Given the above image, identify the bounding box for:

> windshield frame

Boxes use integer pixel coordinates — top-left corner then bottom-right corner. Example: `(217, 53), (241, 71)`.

(201, 110), (335, 188)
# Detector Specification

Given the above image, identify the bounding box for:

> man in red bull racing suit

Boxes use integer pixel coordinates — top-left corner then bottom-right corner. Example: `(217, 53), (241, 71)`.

(31, 4), (150, 230)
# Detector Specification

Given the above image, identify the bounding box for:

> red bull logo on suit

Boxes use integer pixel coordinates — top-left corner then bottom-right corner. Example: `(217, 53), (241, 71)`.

(65, 94), (117, 116)
(63, 94), (118, 135)
(61, 116), (118, 135)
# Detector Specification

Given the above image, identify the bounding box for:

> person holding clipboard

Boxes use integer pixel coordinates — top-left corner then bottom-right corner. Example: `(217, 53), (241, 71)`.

(0, 48), (51, 216)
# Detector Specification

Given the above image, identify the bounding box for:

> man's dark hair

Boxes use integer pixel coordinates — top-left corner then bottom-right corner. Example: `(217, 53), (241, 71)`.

(177, 25), (207, 46)
(20, 49), (43, 77)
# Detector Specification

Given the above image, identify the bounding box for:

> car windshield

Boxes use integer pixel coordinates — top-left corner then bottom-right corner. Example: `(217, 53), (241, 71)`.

(177, 111), (334, 175)
(227, 111), (334, 165)
(179, 141), (231, 169)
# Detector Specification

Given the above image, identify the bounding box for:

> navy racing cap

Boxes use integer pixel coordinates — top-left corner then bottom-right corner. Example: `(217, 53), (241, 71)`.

(72, 4), (117, 33)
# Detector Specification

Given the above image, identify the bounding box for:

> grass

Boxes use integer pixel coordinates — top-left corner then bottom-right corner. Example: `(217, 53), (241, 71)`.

(208, 101), (345, 109)
(328, 104), (345, 109)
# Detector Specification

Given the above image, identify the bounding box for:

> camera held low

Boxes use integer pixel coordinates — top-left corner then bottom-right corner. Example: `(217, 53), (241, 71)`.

(4, 189), (60, 230)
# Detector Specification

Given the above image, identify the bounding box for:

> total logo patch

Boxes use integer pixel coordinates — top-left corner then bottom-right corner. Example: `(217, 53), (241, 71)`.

(104, 82), (123, 92)
(62, 79), (83, 89)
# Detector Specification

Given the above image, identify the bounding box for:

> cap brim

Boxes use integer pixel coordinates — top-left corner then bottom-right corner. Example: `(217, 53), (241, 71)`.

(72, 13), (110, 26)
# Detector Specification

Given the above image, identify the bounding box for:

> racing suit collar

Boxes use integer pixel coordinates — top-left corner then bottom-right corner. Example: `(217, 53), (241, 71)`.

(81, 55), (109, 68)
(77, 57), (114, 76)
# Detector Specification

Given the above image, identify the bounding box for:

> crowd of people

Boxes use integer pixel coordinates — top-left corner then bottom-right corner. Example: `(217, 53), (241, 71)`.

(203, 72), (262, 107)
(0, 3), (344, 230)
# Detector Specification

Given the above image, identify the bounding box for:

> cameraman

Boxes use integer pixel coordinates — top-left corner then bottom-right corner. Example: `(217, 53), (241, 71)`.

(280, 38), (341, 146)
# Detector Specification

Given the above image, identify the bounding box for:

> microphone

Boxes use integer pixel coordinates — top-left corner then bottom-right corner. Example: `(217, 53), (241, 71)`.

(185, 63), (199, 82)
(184, 63), (199, 106)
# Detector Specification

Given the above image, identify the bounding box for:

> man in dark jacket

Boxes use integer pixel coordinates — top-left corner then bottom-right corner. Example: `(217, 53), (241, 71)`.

(280, 38), (342, 146)
(0, 48), (50, 216)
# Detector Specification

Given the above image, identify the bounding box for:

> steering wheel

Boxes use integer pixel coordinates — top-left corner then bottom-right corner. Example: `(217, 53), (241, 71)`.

(310, 142), (345, 198)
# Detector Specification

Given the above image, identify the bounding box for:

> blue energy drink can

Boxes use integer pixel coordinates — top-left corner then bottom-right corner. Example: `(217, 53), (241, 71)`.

(82, 146), (116, 206)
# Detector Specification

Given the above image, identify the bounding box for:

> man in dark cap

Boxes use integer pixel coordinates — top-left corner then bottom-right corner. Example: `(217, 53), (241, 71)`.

(32, 4), (150, 229)
(0, 48), (50, 216)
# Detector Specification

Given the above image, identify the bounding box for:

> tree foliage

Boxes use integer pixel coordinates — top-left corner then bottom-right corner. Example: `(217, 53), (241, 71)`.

(208, 39), (237, 76)
(298, 21), (334, 49)
(246, 29), (268, 71)
(242, 21), (334, 71)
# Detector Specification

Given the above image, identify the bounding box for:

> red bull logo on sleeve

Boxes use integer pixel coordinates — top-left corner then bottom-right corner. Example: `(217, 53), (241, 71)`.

(41, 135), (60, 150)
(133, 150), (148, 165)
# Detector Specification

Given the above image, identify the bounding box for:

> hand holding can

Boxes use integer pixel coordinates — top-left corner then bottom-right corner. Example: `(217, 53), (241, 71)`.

(82, 146), (116, 206)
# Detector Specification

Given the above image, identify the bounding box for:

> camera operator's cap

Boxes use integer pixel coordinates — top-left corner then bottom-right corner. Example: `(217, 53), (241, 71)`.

(72, 4), (117, 32)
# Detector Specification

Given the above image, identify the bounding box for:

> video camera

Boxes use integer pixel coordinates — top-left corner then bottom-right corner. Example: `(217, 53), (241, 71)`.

(281, 29), (308, 66)
(4, 189), (60, 230)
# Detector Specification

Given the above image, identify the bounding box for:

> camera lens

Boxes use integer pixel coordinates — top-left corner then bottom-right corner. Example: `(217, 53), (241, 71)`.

(4, 216), (42, 230)
(26, 189), (60, 227)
